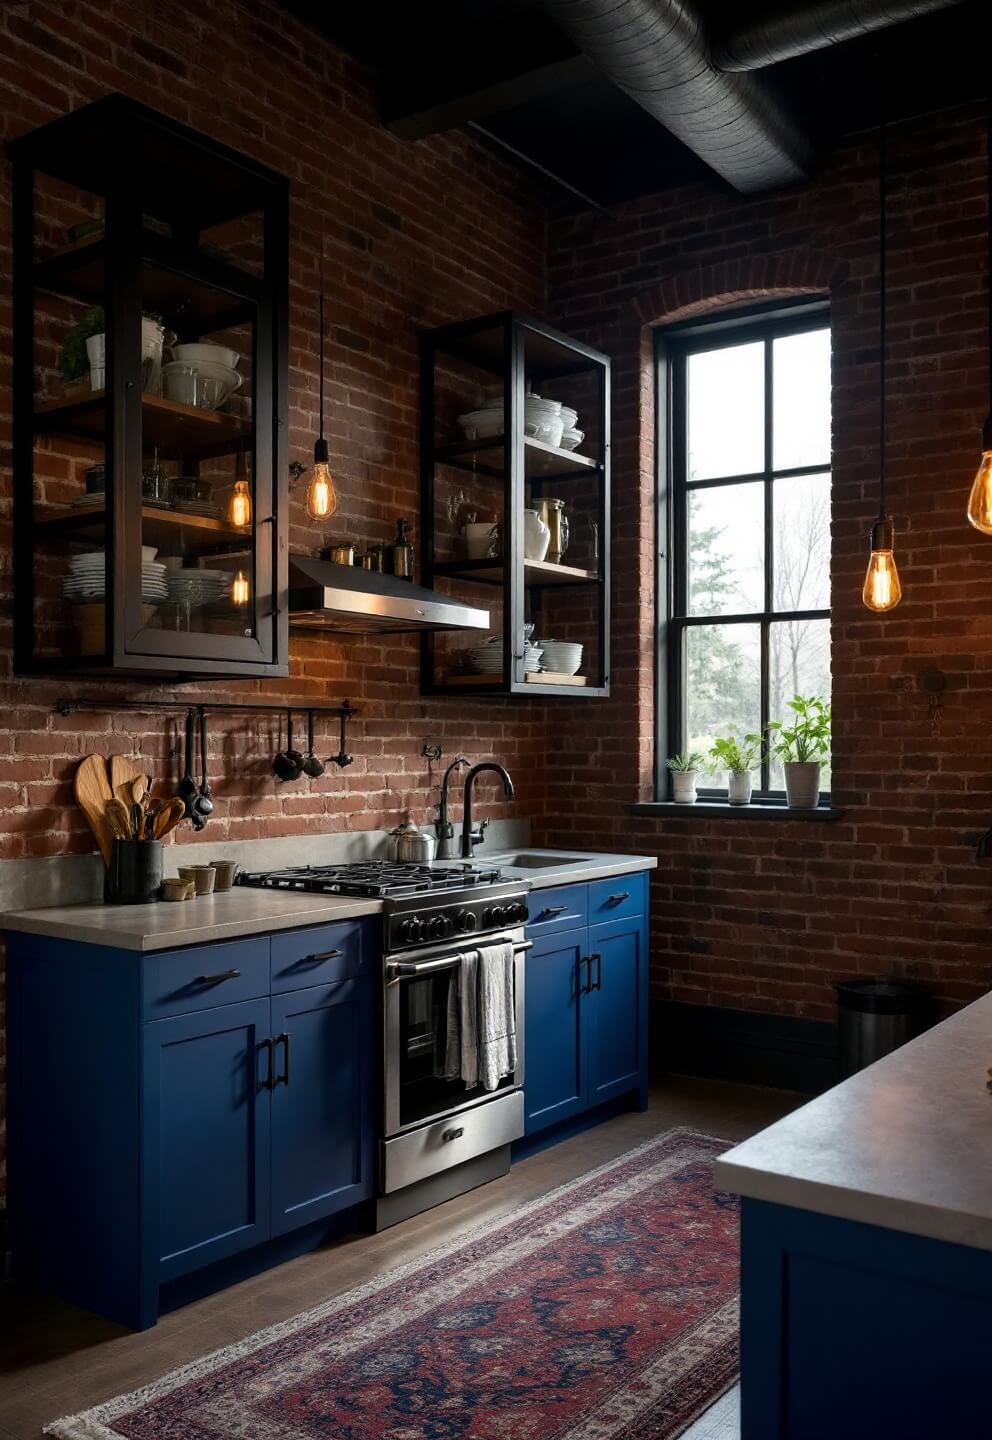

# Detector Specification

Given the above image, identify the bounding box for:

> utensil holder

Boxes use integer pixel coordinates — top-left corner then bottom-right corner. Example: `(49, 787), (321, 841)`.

(106, 838), (164, 905)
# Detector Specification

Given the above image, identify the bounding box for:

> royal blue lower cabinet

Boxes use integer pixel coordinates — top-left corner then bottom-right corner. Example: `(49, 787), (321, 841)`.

(523, 875), (649, 1137)
(269, 979), (374, 1235)
(740, 1198), (992, 1439)
(523, 928), (588, 1134)
(145, 999), (273, 1283)
(586, 914), (649, 1110)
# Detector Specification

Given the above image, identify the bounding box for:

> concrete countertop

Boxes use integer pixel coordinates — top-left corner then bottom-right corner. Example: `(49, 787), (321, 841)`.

(1, 850), (655, 951)
(714, 991), (992, 1252)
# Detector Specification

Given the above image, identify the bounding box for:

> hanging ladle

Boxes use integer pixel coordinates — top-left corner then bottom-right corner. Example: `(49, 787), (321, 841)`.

(194, 707), (214, 822)
(329, 708), (353, 769)
(302, 710), (325, 778)
(273, 709), (305, 782)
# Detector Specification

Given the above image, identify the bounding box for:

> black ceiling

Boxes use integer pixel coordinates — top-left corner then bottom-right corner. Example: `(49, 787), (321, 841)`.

(284, 0), (988, 208)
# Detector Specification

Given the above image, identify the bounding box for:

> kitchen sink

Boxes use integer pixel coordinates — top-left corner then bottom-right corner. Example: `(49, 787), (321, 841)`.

(494, 853), (587, 868)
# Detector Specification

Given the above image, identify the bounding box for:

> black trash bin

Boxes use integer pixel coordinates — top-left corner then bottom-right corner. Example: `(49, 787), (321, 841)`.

(835, 979), (933, 1078)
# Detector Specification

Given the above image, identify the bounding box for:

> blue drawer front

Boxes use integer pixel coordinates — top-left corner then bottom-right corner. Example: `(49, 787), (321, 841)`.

(270, 920), (367, 992)
(142, 938), (270, 1020)
(526, 883), (588, 934)
(588, 872), (647, 924)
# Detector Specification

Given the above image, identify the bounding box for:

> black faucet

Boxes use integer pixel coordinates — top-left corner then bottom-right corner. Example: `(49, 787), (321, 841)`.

(435, 754), (469, 860)
(461, 762), (514, 859)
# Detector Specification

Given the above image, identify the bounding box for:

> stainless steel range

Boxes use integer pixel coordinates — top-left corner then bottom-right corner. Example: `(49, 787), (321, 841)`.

(238, 860), (530, 1228)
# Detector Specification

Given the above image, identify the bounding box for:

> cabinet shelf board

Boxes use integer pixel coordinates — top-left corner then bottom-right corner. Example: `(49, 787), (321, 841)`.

(432, 558), (601, 587)
(34, 390), (249, 458)
(434, 435), (601, 481)
(33, 502), (251, 550)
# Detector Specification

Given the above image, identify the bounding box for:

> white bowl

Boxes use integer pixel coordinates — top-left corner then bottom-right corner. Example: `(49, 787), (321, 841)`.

(142, 545), (158, 563)
(558, 406), (578, 429)
(173, 342), (241, 371)
(525, 416), (564, 447)
(560, 427), (585, 452)
(457, 409), (503, 442)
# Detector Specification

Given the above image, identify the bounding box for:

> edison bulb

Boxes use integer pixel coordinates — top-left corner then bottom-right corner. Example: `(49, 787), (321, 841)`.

(231, 570), (250, 607)
(863, 549), (902, 611)
(306, 461), (337, 520)
(966, 450), (992, 534)
(228, 478), (252, 528)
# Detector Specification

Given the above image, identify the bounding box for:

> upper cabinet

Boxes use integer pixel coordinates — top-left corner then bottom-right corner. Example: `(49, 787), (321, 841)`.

(420, 312), (610, 698)
(11, 95), (289, 678)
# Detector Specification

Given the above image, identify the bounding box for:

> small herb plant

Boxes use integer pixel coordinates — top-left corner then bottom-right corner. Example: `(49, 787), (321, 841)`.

(60, 306), (105, 381)
(666, 751), (703, 774)
(766, 695), (831, 764)
(709, 733), (763, 775)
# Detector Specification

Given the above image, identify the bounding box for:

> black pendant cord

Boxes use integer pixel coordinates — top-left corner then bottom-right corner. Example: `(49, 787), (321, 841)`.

(986, 80), (992, 426)
(878, 111), (888, 523)
(319, 274), (326, 446)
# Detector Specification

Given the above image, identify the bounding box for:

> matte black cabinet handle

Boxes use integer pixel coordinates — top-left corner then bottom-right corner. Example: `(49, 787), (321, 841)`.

(579, 955), (592, 995)
(539, 905), (569, 919)
(591, 952), (603, 991)
(195, 969), (241, 986)
(442, 1127), (464, 1142)
(292, 947), (343, 967)
(606, 891), (630, 906)
(274, 1031), (290, 1086)
(258, 1036), (274, 1090)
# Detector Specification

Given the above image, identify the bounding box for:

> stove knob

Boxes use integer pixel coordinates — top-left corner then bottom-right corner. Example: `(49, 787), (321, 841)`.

(429, 913), (448, 940)
(399, 917), (419, 945)
(486, 904), (506, 928)
(507, 901), (528, 925)
(457, 908), (479, 934)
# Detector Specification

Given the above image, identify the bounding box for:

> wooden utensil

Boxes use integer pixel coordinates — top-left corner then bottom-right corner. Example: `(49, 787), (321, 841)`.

(130, 775), (147, 807)
(110, 755), (147, 809)
(153, 798), (186, 840)
(105, 797), (133, 841)
(73, 754), (114, 866)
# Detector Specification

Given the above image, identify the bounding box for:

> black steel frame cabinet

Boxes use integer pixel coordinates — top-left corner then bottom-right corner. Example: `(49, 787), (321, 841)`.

(10, 95), (289, 677)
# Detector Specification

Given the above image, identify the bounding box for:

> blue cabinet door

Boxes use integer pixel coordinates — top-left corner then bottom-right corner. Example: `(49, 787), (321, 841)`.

(144, 998), (272, 1282)
(269, 977), (374, 1235)
(524, 927), (588, 1134)
(586, 914), (648, 1107)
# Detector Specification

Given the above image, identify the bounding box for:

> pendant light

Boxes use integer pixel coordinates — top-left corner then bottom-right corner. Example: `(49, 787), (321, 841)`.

(305, 277), (337, 522)
(863, 112), (903, 612)
(966, 85), (992, 533)
(227, 444), (251, 528)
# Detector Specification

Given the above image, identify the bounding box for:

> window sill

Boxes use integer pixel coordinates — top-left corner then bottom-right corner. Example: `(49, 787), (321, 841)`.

(626, 800), (844, 822)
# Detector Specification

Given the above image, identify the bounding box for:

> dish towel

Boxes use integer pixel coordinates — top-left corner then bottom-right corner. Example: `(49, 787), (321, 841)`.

(444, 944), (517, 1091)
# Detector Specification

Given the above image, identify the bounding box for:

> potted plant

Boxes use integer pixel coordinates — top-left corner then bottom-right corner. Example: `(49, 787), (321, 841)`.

(709, 732), (763, 806)
(767, 695), (831, 809)
(667, 751), (703, 804)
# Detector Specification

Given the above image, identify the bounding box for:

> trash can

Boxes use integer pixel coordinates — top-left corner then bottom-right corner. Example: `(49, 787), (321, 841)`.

(835, 979), (933, 1077)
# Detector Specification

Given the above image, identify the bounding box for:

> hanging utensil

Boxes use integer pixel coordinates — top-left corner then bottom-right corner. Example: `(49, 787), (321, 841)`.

(329, 708), (353, 768)
(273, 709), (304, 782)
(195, 708), (214, 819)
(178, 709), (200, 819)
(302, 710), (325, 778)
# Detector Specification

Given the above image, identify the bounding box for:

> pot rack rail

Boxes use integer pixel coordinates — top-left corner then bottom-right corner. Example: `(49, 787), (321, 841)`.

(54, 698), (357, 720)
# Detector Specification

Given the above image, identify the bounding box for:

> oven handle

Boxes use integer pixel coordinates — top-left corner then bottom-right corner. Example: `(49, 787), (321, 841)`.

(386, 940), (532, 983)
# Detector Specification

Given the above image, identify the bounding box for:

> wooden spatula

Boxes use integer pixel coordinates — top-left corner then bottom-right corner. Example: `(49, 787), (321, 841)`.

(105, 797), (134, 841)
(74, 754), (114, 866)
(110, 755), (147, 809)
(153, 797), (186, 840)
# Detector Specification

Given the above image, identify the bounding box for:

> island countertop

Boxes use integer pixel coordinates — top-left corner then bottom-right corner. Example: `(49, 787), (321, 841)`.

(1, 849), (656, 951)
(714, 991), (992, 1252)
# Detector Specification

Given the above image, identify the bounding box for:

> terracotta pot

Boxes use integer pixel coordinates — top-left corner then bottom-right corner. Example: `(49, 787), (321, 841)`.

(671, 770), (698, 804)
(784, 761), (821, 809)
(728, 770), (753, 806)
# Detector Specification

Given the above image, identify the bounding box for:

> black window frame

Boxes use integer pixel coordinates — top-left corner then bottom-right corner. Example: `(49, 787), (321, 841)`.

(655, 298), (832, 804)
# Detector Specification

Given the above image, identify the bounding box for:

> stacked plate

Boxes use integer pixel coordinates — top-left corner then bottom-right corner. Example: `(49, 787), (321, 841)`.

(456, 391), (569, 449)
(535, 638), (583, 676)
(166, 568), (231, 609)
(62, 550), (168, 604)
(468, 636), (543, 674)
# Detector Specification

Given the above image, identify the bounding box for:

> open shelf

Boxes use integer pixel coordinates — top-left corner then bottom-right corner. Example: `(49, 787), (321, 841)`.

(34, 390), (249, 459)
(433, 557), (601, 587)
(435, 434), (601, 481)
(33, 502), (251, 551)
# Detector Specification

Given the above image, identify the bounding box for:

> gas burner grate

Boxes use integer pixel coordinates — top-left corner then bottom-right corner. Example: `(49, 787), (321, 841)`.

(237, 859), (505, 898)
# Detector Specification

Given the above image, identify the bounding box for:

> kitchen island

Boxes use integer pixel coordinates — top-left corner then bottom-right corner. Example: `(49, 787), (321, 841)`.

(714, 992), (992, 1440)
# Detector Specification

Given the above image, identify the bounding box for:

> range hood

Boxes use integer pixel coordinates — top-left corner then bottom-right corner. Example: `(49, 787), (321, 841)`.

(288, 555), (490, 635)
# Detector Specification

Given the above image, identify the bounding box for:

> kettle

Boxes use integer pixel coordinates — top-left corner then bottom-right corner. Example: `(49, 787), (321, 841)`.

(391, 813), (436, 863)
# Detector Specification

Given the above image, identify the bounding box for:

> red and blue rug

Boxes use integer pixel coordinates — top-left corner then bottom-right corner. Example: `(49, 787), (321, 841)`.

(47, 1129), (739, 1440)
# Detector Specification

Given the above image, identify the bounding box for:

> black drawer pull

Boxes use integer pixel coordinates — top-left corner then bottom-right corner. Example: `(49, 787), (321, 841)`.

(606, 891), (630, 906)
(274, 1031), (290, 1087)
(591, 952), (603, 991)
(194, 969), (241, 986)
(292, 947), (344, 967)
(258, 1036), (274, 1090)
(442, 1126), (465, 1142)
(539, 905), (569, 919)
(579, 955), (592, 995)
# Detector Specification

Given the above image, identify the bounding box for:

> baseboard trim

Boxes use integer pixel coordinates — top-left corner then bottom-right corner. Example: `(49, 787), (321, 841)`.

(653, 1000), (836, 1094)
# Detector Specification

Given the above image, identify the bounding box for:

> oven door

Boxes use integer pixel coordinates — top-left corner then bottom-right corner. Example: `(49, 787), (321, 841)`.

(383, 930), (527, 1139)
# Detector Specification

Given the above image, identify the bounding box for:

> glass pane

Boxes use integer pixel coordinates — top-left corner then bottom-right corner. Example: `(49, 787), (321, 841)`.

(687, 341), (764, 481)
(769, 619), (832, 790)
(685, 624), (761, 758)
(773, 328), (830, 471)
(773, 471), (830, 612)
(688, 483), (764, 615)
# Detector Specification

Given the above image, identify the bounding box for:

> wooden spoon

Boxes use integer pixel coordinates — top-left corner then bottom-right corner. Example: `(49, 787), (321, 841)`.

(153, 798), (186, 840)
(105, 797), (134, 841)
(110, 755), (147, 809)
(73, 754), (114, 866)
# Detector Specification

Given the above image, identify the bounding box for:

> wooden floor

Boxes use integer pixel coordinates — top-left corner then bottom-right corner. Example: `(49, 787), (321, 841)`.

(0, 1075), (800, 1440)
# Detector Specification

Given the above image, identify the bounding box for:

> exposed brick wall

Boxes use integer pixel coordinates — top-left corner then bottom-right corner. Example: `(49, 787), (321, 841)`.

(545, 103), (992, 1026)
(0, 0), (551, 1194)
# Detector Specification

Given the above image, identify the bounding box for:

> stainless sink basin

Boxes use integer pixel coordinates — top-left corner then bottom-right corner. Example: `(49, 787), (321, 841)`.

(494, 853), (587, 869)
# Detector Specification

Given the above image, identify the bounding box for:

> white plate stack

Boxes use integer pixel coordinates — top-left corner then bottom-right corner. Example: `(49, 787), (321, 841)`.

(468, 637), (543, 674)
(63, 552), (168, 604)
(536, 638), (583, 676)
(166, 568), (232, 609)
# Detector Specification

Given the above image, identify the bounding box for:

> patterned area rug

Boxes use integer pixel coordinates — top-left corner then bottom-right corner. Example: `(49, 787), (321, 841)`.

(46, 1129), (740, 1440)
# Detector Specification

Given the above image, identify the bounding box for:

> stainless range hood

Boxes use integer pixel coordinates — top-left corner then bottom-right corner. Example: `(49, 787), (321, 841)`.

(288, 555), (490, 636)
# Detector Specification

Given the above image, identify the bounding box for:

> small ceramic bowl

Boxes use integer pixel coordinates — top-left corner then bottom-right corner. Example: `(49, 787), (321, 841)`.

(178, 864), (216, 896)
(161, 877), (195, 902)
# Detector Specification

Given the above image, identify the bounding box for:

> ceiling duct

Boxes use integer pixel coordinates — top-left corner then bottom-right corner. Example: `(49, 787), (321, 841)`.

(539, 0), (814, 193)
(711, 0), (970, 72)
